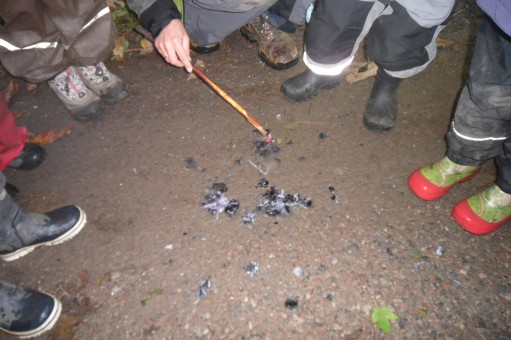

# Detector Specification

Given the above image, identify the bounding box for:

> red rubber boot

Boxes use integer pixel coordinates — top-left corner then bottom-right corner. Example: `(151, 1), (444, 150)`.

(452, 185), (511, 235)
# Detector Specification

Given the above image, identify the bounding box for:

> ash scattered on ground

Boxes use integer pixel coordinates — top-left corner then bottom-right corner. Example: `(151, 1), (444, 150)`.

(242, 212), (257, 225)
(197, 279), (211, 299)
(243, 178), (312, 224)
(253, 137), (280, 157)
(256, 185), (312, 216)
(202, 180), (311, 225)
(257, 178), (269, 188)
(329, 186), (339, 203)
(201, 182), (240, 217)
(285, 298), (299, 310)
(244, 262), (259, 278)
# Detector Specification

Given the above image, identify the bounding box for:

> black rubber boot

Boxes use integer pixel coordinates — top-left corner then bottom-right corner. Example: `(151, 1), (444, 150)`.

(363, 69), (402, 131)
(7, 144), (46, 171)
(4, 183), (19, 201)
(0, 188), (87, 262)
(281, 69), (343, 102)
(0, 280), (61, 338)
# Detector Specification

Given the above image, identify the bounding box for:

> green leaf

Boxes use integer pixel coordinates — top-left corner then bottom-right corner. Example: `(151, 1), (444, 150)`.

(371, 306), (398, 334)
(149, 288), (164, 296)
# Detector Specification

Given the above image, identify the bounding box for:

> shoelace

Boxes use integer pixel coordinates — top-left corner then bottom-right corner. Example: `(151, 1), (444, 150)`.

(257, 16), (276, 41)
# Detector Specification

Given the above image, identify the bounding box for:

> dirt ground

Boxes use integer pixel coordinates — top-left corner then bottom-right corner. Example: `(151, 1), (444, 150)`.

(2, 2), (511, 339)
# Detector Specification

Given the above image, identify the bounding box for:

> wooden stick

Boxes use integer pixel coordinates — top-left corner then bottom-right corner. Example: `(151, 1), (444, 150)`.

(191, 64), (267, 136)
(135, 26), (268, 137)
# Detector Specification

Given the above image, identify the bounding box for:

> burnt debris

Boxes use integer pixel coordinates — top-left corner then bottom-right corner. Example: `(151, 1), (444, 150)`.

(244, 262), (259, 278)
(257, 186), (312, 216)
(253, 138), (280, 157)
(329, 186), (339, 203)
(201, 180), (312, 224)
(284, 298), (299, 309)
(201, 182), (240, 217)
(197, 279), (211, 299)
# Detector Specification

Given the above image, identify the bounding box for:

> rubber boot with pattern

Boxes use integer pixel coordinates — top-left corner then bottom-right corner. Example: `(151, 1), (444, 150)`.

(408, 157), (480, 200)
(452, 185), (511, 235)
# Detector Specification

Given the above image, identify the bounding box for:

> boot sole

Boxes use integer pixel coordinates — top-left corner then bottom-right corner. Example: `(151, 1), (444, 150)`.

(452, 199), (511, 235)
(281, 81), (341, 103)
(190, 42), (220, 54)
(240, 28), (257, 43)
(71, 101), (105, 122)
(363, 118), (394, 132)
(102, 87), (128, 105)
(1, 295), (62, 338)
(0, 207), (87, 262)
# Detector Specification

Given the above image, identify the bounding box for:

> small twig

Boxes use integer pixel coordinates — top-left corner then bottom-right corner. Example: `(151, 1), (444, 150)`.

(285, 121), (330, 129)
(453, 8), (466, 17)
(125, 48), (145, 53)
(248, 160), (270, 175)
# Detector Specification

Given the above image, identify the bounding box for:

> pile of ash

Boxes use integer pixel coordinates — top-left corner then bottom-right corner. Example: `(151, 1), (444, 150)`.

(201, 182), (240, 217)
(201, 180), (312, 225)
(255, 186), (312, 217)
(243, 179), (312, 225)
(253, 137), (280, 157)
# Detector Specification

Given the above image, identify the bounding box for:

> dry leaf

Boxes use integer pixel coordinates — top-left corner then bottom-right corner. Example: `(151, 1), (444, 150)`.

(49, 314), (81, 339)
(112, 34), (129, 61)
(139, 38), (154, 55)
(345, 61), (378, 84)
(26, 83), (38, 92)
(195, 59), (206, 70)
(437, 37), (459, 52)
(29, 124), (75, 146)
(2, 80), (19, 104)
(187, 59), (205, 80)
(107, 0), (126, 8)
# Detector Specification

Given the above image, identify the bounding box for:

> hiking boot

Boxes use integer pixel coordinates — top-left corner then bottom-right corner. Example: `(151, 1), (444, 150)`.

(0, 188), (86, 262)
(77, 62), (127, 104)
(363, 69), (402, 131)
(7, 144), (45, 171)
(190, 40), (220, 54)
(408, 157), (480, 201)
(452, 185), (511, 235)
(240, 13), (298, 70)
(281, 69), (342, 102)
(0, 280), (61, 338)
(48, 67), (104, 121)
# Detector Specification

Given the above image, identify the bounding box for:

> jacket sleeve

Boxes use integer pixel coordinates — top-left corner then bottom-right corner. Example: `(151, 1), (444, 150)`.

(126, 0), (182, 38)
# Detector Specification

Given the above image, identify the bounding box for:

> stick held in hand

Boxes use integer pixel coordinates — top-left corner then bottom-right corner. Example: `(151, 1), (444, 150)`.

(135, 26), (270, 138)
